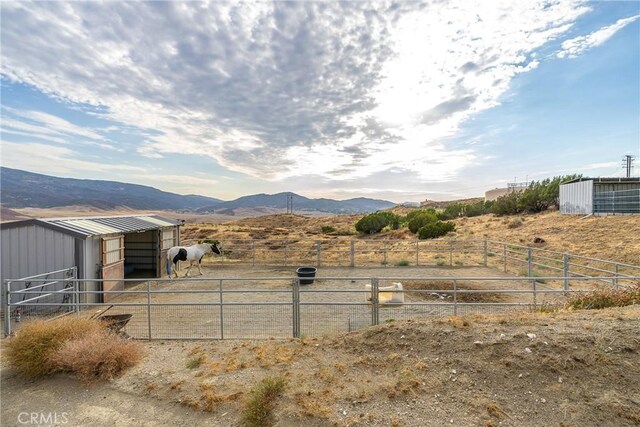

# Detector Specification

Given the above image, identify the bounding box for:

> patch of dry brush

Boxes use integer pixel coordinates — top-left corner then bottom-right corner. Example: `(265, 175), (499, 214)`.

(5, 316), (144, 383)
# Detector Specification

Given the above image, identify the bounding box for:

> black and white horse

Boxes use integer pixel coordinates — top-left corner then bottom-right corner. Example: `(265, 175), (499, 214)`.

(166, 242), (221, 278)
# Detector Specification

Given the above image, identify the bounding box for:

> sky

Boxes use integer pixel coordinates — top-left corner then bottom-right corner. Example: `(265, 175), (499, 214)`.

(1, 1), (639, 203)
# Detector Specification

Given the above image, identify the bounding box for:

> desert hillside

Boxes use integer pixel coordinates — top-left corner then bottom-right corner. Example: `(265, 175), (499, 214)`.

(182, 211), (640, 265)
(3, 306), (639, 426)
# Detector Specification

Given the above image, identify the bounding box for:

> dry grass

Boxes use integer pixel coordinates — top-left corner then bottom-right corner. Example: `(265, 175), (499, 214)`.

(4, 316), (144, 383)
(402, 280), (507, 303)
(186, 353), (207, 369)
(4, 316), (105, 379)
(566, 283), (640, 310)
(241, 376), (286, 427)
(51, 330), (145, 384)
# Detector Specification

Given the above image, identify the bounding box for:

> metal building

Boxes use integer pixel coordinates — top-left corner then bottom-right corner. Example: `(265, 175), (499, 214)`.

(1, 215), (181, 304)
(560, 177), (640, 215)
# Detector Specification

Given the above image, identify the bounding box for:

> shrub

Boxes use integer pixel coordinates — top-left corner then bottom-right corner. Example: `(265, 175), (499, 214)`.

(321, 226), (336, 234)
(418, 221), (455, 239)
(565, 284), (639, 310)
(407, 212), (438, 233)
(4, 317), (105, 379)
(186, 354), (207, 369)
(355, 212), (400, 234)
(4, 316), (144, 383)
(492, 175), (581, 216)
(395, 260), (410, 267)
(508, 218), (523, 229)
(51, 330), (144, 384)
(241, 376), (286, 427)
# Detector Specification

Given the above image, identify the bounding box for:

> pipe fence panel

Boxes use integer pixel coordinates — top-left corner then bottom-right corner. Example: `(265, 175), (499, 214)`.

(5, 274), (639, 339)
(5, 239), (639, 338)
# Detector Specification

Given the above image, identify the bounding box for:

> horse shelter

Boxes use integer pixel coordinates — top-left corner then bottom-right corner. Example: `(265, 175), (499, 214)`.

(1, 215), (181, 314)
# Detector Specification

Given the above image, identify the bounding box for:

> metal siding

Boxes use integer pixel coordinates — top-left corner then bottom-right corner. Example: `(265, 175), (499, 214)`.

(1, 225), (76, 299)
(560, 180), (593, 214)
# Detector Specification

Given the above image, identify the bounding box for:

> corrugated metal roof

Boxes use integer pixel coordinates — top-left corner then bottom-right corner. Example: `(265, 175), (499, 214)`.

(38, 215), (180, 237)
(563, 177), (640, 184)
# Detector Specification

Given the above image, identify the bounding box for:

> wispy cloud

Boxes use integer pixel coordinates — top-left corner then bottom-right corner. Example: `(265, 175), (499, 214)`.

(1, 142), (144, 175)
(1, 107), (115, 148)
(557, 14), (639, 58)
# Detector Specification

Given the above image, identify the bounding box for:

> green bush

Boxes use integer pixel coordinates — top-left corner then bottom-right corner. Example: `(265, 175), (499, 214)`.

(418, 221), (455, 239)
(407, 211), (438, 233)
(355, 212), (400, 234)
(492, 175), (581, 216)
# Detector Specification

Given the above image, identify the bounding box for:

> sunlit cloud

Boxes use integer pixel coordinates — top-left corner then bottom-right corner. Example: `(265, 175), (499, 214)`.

(0, 0), (595, 185)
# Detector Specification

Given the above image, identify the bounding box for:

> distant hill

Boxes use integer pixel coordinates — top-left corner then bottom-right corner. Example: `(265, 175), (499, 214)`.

(197, 192), (395, 215)
(0, 167), (222, 211)
(0, 168), (395, 215)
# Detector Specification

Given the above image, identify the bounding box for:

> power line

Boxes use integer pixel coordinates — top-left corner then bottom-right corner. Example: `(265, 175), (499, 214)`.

(622, 155), (635, 178)
(286, 194), (293, 214)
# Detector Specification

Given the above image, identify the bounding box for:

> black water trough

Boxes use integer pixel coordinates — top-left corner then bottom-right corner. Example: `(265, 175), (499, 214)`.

(296, 267), (317, 285)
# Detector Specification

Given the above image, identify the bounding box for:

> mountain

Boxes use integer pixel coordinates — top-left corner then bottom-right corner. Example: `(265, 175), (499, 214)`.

(198, 192), (395, 214)
(0, 168), (396, 214)
(0, 167), (222, 211)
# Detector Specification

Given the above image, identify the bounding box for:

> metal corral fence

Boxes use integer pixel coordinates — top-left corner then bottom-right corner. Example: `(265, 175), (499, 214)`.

(184, 238), (640, 283)
(593, 188), (640, 214)
(5, 273), (639, 339)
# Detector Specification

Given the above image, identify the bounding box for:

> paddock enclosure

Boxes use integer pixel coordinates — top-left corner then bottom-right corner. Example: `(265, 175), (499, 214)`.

(5, 239), (639, 339)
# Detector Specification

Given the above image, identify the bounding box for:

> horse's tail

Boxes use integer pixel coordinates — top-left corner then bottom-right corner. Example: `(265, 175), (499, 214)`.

(166, 251), (171, 275)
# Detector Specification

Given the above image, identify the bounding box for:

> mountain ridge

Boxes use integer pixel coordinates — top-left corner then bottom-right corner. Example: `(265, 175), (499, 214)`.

(0, 168), (395, 214)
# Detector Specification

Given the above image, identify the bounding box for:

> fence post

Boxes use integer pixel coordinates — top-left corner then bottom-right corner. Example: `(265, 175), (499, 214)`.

(563, 254), (569, 291)
(614, 264), (619, 290)
(415, 239), (419, 266)
(73, 267), (80, 315)
(292, 278), (300, 338)
(252, 241), (256, 267)
(147, 281), (152, 340)
(4, 280), (10, 337)
(219, 279), (224, 339)
(370, 278), (379, 326)
(483, 239), (488, 267)
(453, 280), (457, 316)
(527, 247), (533, 278)
(350, 240), (355, 267)
(284, 241), (289, 267)
(449, 242), (453, 266)
(316, 241), (321, 267)
(383, 241), (387, 267)
(503, 243), (507, 273)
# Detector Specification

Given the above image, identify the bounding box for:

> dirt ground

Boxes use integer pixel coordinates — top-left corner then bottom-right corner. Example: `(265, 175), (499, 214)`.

(3, 208), (638, 426)
(2, 305), (639, 427)
(85, 264), (572, 340)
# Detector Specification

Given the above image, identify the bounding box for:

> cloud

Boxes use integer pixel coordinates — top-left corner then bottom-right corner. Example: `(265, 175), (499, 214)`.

(1, 107), (114, 148)
(1, 0), (594, 185)
(557, 15), (639, 58)
(0, 142), (144, 175)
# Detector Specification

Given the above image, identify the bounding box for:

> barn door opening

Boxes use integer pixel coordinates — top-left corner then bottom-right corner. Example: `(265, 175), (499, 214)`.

(101, 235), (124, 302)
(124, 230), (158, 279)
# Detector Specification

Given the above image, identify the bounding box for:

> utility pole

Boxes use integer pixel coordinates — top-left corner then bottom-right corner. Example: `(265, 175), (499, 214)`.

(286, 195), (293, 214)
(622, 155), (635, 178)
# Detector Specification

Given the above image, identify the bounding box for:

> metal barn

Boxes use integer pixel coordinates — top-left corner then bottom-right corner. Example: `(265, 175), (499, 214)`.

(1, 215), (181, 304)
(560, 177), (640, 215)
